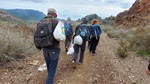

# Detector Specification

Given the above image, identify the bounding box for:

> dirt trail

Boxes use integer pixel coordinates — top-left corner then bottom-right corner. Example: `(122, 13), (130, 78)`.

(1, 32), (150, 84)
(54, 32), (150, 84)
(55, 46), (93, 84)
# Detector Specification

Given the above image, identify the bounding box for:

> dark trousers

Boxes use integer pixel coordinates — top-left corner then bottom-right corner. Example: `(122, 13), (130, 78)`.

(43, 49), (60, 84)
(88, 37), (91, 49)
(73, 41), (86, 63)
(65, 35), (72, 49)
(89, 37), (100, 54)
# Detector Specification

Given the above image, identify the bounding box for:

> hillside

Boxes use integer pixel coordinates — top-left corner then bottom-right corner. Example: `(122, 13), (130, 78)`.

(102, 15), (115, 25)
(0, 8), (36, 66)
(113, 0), (150, 28)
(80, 14), (115, 25)
(6, 9), (46, 21)
(0, 9), (26, 25)
(83, 14), (102, 23)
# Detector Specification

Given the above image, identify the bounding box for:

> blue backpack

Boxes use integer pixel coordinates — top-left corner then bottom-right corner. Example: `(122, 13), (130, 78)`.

(77, 24), (89, 39)
(91, 24), (102, 39)
(64, 21), (72, 36)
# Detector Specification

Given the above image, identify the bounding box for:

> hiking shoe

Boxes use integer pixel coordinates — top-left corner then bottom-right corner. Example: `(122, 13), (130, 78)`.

(65, 48), (68, 52)
(88, 45), (90, 49)
(72, 60), (76, 69)
(78, 62), (83, 65)
(92, 53), (95, 56)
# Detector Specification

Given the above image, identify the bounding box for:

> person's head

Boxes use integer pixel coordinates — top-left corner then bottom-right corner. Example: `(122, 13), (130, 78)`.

(92, 19), (99, 25)
(67, 17), (71, 22)
(47, 8), (57, 18)
(82, 17), (88, 24)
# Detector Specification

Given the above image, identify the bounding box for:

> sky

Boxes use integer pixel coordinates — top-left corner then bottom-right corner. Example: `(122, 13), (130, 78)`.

(0, 0), (136, 20)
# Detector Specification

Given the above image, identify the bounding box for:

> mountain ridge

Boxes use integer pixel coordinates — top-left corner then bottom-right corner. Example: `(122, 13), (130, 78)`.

(6, 9), (46, 21)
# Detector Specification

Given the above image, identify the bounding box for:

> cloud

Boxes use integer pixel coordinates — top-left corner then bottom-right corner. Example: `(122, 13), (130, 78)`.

(0, 0), (136, 20)
(14, 0), (48, 3)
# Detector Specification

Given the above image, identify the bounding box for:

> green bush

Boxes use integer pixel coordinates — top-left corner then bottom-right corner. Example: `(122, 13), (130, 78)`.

(118, 40), (130, 58)
(0, 28), (34, 65)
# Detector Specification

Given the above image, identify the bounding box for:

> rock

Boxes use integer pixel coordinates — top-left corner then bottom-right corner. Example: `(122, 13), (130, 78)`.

(18, 65), (23, 70)
(28, 60), (39, 66)
(114, 0), (150, 28)
(26, 76), (30, 83)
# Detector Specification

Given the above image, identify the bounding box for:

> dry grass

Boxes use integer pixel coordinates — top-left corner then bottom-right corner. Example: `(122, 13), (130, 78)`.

(102, 25), (112, 32)
(129, 27), (150, 56)
(0, 21), (35, 66)
(107, 29), (127, 39)
(105, 25), (150, 57)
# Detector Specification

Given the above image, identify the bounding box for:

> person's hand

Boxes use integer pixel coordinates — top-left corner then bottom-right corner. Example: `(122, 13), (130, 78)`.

(36, 47), (42, 50)
(146, 67), (150, 76)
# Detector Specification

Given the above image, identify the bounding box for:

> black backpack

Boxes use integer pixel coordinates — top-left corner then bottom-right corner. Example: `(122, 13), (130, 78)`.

(34, 17), (53, 49)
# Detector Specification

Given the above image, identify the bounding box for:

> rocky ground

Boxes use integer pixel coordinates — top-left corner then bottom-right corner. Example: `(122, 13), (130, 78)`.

(0, 32), (150, 84)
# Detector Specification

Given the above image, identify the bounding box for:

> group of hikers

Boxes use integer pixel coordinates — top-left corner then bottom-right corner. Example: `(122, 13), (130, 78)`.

(34, 8), (150, 84)
(64, 16), (102, 68)
(34, 8), (102, 84)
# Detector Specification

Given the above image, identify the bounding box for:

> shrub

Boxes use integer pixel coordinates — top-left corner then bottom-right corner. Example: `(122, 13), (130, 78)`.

(136, 50), (150, 58)
(0, 27), (34, 65)
(107, 30), (127, 39)
(118, 40), (130, 58)
(102, 25), (112, 32)
(129, 27), (150, 51)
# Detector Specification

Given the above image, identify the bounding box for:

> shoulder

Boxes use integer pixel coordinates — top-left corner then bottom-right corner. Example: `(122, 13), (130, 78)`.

(77, 24), (81, 27)
(51, 18), (59, 24)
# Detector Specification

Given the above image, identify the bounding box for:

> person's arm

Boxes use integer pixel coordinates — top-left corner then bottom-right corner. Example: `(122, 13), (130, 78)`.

(87, 25), (91, 41)
(87, 25), (91, 36)
(52, 18), (59, 31)
(70, 24), (74, 35)
(72, 25), (79, 43)
(98, 26), (102, 35)
(75, 25), (79, 36)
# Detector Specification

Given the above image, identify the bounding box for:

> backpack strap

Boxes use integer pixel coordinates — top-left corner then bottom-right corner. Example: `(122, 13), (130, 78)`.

(65, 21), (67, 26)
(68, 22), (72, 26)
(47, 16), (52, 33)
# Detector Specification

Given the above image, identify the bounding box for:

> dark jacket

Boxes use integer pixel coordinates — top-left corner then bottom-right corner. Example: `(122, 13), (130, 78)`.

(43, 16), (60, 51)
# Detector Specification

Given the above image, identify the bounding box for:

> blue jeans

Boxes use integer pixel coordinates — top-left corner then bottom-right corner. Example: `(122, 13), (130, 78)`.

(73, 41), (86, 63)
(43, 49), (60, 84)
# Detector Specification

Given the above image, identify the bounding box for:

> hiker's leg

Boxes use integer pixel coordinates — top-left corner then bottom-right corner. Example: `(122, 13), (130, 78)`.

(46, 50), (60, 84)
(92, 38), (97, 54)
(89, 38), (93, 52)
(88, 37), (91, 49)
(67, 35), (72, 48)
(43, 50), (50, 72)
(79, 41), (86, 63)
(92, 37), (100, 54)
(65, 36), (69, 52)
(65, 36), (68, 48)
(73, 44), (79, 62)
